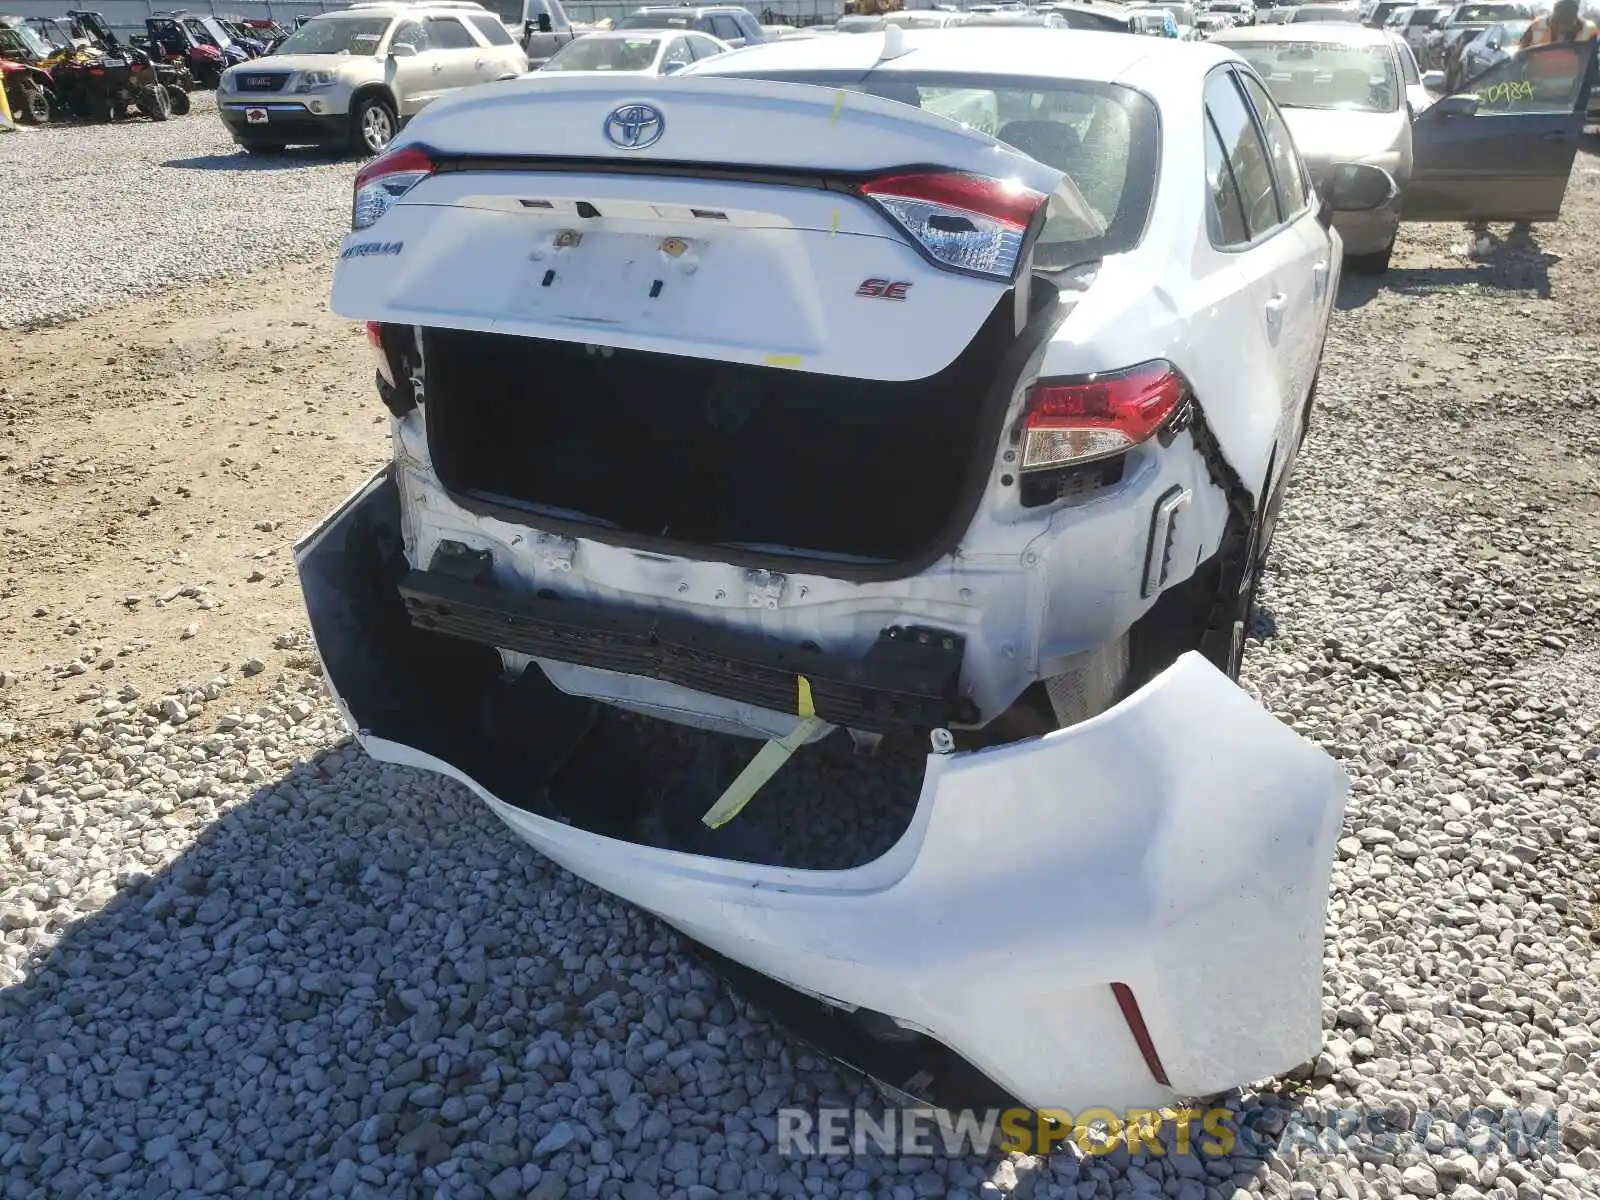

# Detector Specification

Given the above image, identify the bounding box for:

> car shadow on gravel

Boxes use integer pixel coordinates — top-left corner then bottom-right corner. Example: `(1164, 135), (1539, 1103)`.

(1337, 230), (1558, 311)
(162, 149), (357, 171)
(0, 736), (1292, 1198)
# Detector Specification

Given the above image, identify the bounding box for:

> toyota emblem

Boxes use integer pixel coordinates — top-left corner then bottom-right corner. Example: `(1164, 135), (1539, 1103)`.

(603, 103), (665, 151)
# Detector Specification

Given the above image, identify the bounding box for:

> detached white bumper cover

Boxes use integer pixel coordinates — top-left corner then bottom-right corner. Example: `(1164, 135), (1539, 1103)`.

(298, 470), (1350, 1112)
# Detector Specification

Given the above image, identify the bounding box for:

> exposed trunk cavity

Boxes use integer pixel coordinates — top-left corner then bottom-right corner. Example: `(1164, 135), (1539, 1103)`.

(302, 479), (927, 872)
(419, 296), (1017, 566)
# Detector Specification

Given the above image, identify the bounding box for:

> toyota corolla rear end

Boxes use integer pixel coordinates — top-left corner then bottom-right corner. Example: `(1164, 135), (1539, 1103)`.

(298, 65), (1349, 1110)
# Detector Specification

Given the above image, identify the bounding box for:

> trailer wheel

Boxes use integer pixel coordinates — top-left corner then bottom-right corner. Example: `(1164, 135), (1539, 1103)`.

(166, 85), (191, 116)
(138, 83), (173, 122)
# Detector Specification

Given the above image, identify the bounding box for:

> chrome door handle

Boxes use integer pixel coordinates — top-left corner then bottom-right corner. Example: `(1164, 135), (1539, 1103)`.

(1312, 259), (1329, 298)
(475, 58), (485, 67)
(431, 63), (443, 72)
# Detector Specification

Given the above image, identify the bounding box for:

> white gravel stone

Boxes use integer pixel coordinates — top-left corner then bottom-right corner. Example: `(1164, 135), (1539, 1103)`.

(2, 223), (1598, 1200)
(0, 95), (351, 328)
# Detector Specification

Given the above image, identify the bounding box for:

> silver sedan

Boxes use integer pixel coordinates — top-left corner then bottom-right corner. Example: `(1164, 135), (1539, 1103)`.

(1211, 24), (1419, 269)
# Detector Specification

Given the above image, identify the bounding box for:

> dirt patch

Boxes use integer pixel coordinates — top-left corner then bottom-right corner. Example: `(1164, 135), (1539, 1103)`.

(0, 255), (384, 781)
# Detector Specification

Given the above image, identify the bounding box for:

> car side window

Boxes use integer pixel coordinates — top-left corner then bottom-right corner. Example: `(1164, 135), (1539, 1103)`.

(686, 33), (724, 58)
(546, 0), (571, 29)
(468, 13), (516, 44)
(1204, 71), (1281, 238)
(391, 20), (430, 52)
(661, 35), (693, 69)
(1236, 71), (1310, 218)
(1396, 40), (1421, 83)
(1204, 111), (1251, 246)
(425, 16), (477, 49)
(710, 14), (744, 39)
(1459, 41), (1590, 111)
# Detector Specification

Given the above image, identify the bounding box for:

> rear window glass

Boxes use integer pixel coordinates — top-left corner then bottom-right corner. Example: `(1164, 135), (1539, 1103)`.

(707, 71), (1160, 270)
(1214, 39), (1400, 112)
(469, 13), (516, 43)
(617, 11), (695, 27)
(1450, 3), (1526, 20)
(545, 35), (660, 69)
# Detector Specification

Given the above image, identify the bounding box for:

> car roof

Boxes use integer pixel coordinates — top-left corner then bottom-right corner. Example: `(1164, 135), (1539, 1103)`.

(633, 4), (746, 12)
(1211, 20), (1394, 40)
(688, 25), (1235, 85)
(963, 12), (1059, 22)
(577, 27), (675, 37)
(324, 0), (487, 14)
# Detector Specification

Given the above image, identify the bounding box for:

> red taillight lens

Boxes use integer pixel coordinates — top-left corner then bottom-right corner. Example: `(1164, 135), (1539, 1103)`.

(364, 321), (395, 387)
(1021, 361), (1186, 471)
(859, 170), (1047, 281)
(352, 146), (435, 231)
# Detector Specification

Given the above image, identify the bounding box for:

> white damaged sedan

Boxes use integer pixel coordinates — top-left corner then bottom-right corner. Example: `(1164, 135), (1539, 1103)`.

(297, 29), (1387, 1111)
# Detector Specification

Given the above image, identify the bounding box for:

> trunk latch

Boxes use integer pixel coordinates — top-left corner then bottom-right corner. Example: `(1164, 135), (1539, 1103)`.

(534, 533), (577, 574)
(743, 569), (787, 610)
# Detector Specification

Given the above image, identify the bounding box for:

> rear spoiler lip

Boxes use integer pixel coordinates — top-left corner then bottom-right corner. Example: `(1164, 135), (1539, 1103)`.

(415, 148), (1052, 286)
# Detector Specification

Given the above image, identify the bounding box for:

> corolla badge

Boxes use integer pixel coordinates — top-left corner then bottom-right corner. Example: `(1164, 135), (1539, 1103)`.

(603, 103), (665, 151)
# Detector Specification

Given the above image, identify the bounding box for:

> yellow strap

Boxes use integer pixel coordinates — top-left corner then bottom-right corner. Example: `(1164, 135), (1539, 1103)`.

(700, 676), (822, 829)
(830, 88), (846, 124)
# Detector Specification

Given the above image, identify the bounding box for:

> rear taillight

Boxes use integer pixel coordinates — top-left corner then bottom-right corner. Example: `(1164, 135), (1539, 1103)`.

(365, 321), (395, 386)
(352, 145), (435, 231)
(1020, 361), (1186, 471)
(859, 171), (1047, 281)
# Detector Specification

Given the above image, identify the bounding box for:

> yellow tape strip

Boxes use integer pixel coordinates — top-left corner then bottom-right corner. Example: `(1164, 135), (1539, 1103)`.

(830, 88), (845, 124)
(763, 353), (803, 368)
(830, 210), (841, 237)
(701, 677), (822, 829)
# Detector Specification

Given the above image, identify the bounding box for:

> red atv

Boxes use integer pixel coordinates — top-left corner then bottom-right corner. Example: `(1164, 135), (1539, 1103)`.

(143, 14), (225, 88)
(0, 57), (57, 124)
(0, 17), (61, 122)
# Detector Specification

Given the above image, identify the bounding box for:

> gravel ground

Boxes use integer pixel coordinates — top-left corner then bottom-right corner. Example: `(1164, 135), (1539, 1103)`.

(2, 135), (1599, 1199)
(0, 95), (352, 329)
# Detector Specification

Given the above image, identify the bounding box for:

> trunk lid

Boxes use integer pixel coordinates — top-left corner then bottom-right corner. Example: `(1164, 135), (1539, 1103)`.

(330, 75), (1063, 381)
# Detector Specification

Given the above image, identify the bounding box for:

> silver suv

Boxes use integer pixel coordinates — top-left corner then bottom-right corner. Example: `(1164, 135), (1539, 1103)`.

(216, 0), (527, 155)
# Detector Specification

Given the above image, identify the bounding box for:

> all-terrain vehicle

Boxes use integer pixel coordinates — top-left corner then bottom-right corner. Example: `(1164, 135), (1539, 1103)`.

(241, 18), (291, 52)
(45, 12), (192, 121)
(0, 17), (61, 121)
(215, 17), (267, 57)
(144, 13), (228, 85)
(0, 57), (56, 123)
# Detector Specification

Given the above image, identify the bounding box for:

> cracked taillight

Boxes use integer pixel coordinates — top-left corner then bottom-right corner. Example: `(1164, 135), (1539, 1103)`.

(859, 170), (1047, 281)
